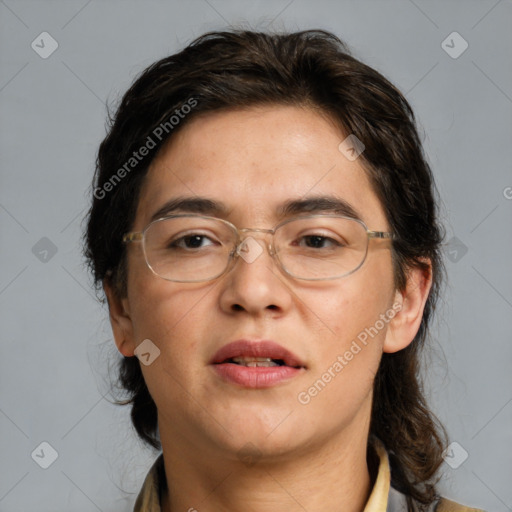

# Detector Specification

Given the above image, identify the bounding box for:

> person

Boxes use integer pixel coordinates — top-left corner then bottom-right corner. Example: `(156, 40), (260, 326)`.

(84, 29), (485, 512)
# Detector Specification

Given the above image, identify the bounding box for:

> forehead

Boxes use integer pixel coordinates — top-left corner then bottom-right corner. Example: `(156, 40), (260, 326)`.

(136, 105), (387, 229)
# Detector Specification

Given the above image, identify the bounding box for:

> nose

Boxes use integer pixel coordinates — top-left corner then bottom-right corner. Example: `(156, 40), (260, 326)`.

(218, 233), (293, 316)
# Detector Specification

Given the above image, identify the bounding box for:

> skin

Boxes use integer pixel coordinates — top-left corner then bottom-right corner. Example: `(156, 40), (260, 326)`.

(105, 105), (432, 512)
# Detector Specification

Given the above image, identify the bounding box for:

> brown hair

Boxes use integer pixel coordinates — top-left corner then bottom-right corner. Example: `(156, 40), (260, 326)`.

(84, 29), (447, 508)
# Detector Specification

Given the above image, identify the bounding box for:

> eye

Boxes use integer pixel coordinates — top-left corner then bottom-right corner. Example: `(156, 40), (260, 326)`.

(169, 234), (217, 250)
(294, 234), (344, 250)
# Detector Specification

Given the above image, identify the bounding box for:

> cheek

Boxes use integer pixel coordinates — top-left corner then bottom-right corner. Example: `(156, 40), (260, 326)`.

(301, 258), (395, 400)
(126, 246), (211, 335)
(308, 266), (395, 351)
(127, 274), (232, 384)
(297, 293), (389, 428)
(128, 281), (215, 416)
(129, 278), (212, 353)
(308, 287), (388, 387)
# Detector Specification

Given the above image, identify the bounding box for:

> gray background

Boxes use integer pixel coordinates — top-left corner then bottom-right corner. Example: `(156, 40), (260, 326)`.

(1, 1), (511, 511)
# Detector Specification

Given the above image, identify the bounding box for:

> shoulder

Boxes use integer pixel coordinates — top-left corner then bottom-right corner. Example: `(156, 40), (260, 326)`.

(387, 483), (485, 511)
(436, 497), (487, 512)
(133, 454), (165, 512)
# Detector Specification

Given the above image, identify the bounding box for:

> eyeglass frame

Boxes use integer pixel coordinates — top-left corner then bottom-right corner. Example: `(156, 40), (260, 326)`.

(122, 213), (394, 283)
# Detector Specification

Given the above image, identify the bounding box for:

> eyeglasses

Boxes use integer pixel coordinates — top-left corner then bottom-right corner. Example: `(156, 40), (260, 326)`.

(122, 214), (393, 283)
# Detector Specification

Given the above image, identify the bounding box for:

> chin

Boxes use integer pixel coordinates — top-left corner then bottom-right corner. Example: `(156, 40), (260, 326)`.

(216, 413), (310, 456)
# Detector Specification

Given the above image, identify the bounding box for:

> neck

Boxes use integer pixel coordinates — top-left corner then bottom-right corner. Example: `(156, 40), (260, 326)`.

(159, 427), (374, 512)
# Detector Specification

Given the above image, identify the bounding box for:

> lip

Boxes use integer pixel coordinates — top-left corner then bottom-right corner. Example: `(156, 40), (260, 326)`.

(210, 339), (306, 389)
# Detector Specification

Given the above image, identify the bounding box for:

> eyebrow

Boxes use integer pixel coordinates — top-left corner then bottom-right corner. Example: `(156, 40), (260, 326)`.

(150, 197), (230, 222)
(150, 195), (362, 223)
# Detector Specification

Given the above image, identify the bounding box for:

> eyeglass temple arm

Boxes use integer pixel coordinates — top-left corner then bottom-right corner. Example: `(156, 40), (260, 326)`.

(367, 230), (393, 239)
(123, 232), (144, 243)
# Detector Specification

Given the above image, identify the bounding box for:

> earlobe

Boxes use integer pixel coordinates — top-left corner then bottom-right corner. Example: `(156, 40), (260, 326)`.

(383, 262), (433, 354)
(103, 279), (136, 357)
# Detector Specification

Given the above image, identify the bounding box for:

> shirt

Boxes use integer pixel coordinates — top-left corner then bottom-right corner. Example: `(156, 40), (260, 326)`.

(133, 439), (485, 512)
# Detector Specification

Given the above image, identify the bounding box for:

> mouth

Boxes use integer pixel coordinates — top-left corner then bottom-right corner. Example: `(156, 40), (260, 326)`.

(226, 356), (291, 368)
(211, 339), (306, 368)
(210, 340), (306, 388)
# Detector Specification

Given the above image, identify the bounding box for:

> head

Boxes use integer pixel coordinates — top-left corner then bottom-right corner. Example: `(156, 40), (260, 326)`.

(85, 29), (446, 505)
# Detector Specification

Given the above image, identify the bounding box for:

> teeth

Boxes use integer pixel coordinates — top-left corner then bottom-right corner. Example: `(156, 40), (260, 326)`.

(231, 356), (280, 367)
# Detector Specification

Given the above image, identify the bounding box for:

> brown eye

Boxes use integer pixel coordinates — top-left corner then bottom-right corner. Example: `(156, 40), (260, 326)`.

(300, 235), (340, 249)
(169, 234), (216, 250)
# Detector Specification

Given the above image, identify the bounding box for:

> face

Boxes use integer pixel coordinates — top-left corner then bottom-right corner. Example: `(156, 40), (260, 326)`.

(110, 105), (423, 463)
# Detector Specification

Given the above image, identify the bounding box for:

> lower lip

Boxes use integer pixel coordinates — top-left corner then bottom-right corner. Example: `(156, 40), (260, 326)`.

(212, 363), (303, 388)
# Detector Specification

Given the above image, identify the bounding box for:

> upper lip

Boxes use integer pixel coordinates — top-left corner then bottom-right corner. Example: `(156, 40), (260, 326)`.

(210, 340), (306, 368)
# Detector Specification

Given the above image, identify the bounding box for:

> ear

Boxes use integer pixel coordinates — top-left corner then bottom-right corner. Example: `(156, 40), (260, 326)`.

(103, 279), (136, 357)
(383, 261), (433, 353)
